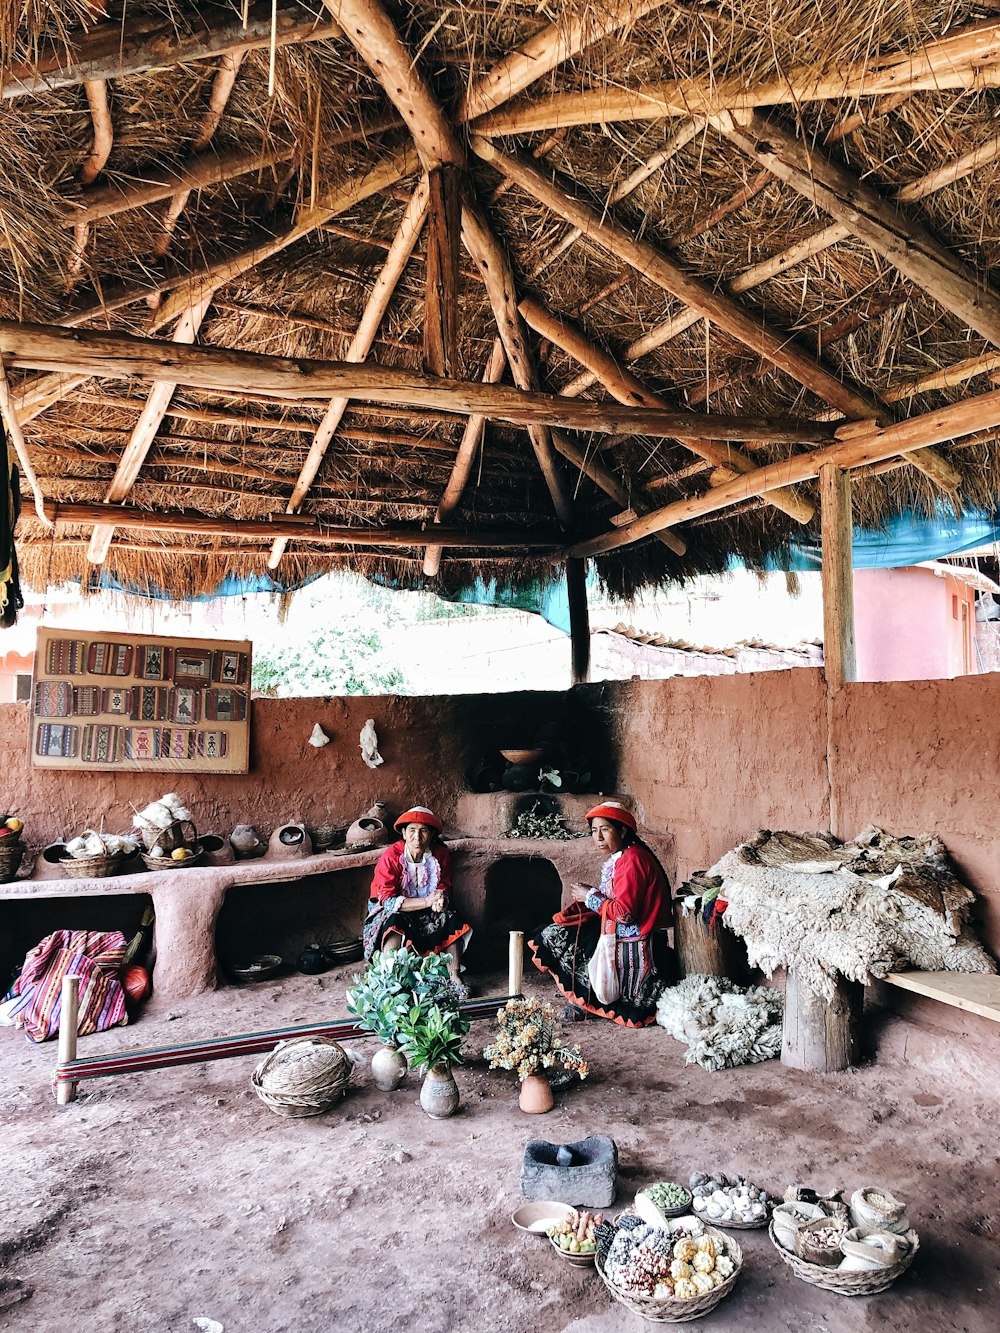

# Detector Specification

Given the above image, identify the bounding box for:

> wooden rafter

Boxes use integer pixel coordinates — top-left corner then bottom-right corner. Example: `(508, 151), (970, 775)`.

(0, 320), (840, 444)
(86, 292), (214, 564)
(424, 166), (463, 378)
(1, 2), (340, 99)
(567, 385), (1000, 558)
(470, 19), (1000, 137)
(714, 110), (1000, 348)
(268, 178), (430, 567)
(470, 139), (884, 422)
(519, 296), (814, 525)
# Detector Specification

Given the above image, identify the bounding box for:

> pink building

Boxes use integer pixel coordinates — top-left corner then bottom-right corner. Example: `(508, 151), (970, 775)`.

(854, 565), (982, 682)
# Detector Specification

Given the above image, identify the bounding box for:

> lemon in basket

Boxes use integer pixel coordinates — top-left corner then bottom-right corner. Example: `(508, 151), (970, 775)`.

(171, 847), (192, 861)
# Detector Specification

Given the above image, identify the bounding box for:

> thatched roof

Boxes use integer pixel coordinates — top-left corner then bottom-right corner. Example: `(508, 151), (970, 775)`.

(2, 0), (1000, 601)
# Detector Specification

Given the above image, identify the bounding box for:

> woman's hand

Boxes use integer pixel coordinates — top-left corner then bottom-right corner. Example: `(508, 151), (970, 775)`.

(570, 882), (593, 903)
(429, 890), (446, 913)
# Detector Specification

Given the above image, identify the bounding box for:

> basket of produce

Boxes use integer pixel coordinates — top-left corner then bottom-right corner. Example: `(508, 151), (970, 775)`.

(141, 844), (204, 871)
(0, 815), (25, 881)
(547, 1209), (602, 1265)
(251, 1036), (353, 1118)
(635, 1182), (694, 1223)
(596, 1212), (742, 1323)
(59, 831), (138, 879)
(689, 1173), (772, 1229)
(769, 1216), (919, 1295)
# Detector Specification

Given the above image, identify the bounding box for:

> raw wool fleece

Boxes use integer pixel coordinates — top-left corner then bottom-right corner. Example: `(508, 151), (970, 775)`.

(715, 826), (997, 1000)
(656, 974), (784, 1071)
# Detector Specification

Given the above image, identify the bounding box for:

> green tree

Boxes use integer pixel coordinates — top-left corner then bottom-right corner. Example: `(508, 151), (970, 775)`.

(251, 622), (406, 696)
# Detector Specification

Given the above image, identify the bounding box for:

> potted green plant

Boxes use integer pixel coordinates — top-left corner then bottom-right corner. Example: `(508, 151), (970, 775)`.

(396, 1000), (470, 1118)
(483, 997), (589, 1114)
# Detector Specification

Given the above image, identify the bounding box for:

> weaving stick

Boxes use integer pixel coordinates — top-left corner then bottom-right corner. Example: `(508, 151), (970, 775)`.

(56, 975), (80, 1105)
(508, 930), (524, 997)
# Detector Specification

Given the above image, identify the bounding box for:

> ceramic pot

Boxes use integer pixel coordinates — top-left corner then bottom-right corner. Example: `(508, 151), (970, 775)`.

(200, 833), (235, 866)
(519, 1072), (555, 1114)
(267, 823), (312, 859)
(371, 1045), (408, 1091)
(230, 824), (264, 859)
(419, 1063), (460, 1118)
(345, 802), (390, 850)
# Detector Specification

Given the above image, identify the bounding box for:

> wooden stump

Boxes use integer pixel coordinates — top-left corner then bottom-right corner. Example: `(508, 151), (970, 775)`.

(673, 902), (746, 981)
(781, 968), (863, 1072)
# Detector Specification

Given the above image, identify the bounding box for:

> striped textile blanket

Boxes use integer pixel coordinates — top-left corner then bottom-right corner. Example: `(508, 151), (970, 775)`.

(6, 930), (129, 1043)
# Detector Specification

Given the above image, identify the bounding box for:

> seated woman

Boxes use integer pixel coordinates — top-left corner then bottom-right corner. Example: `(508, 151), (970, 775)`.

(528, 801), (673, 1027)
(363, 806), (471, 979)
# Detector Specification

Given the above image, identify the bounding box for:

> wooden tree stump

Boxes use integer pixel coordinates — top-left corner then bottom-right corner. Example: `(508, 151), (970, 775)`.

(673, 901), (747, 982)
(781, 968), (863, 1072)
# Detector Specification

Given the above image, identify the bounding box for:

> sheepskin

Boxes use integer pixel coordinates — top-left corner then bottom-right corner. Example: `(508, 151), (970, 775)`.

(656, 974), (784, 1071)
(716, 826), (997, 1000)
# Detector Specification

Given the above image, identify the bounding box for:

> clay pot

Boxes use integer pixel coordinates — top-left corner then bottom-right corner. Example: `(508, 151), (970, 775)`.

(345, 802), (390, 850)
(200, 833), (235, 867)
(230, 824), (264, 859)
(519, 1072), (555, 1115)
(419, 1063), (460, 1118)
(501, 762), (540, 792)
(371, 1045), (408, 1091)
(267, 823), (312, 859)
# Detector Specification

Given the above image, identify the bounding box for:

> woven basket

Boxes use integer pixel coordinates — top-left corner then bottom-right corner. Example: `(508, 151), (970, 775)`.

(252, 1036), (353, 1118)
(0, 843), (24, 883)
(141, 844), (204, 871)
(768, 1221), (919, 1295)
(596, 1226), (742, 1324)
(59, 851), (125, 879)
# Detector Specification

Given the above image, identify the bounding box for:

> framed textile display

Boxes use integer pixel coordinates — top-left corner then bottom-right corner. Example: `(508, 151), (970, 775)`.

(31, 629), (251, 774)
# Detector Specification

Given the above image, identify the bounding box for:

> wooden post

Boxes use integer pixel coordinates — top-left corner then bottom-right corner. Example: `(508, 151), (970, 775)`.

(56, 974), (81, 1105)
(566, 557), (590, 684)
(424, 165), (462, 379)
(508, 930), (525, 997)
(820, 464), (856, 692)
(673, 903), (746, 982)
(781, 968), (863, 1072)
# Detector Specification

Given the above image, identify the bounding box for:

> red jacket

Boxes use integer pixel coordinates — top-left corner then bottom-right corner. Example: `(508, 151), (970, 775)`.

(370, 840), (453, 904)
(599, 844), (670, 936)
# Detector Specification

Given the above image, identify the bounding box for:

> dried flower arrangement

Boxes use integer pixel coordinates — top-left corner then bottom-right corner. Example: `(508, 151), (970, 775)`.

(483, 997), (589, 1082)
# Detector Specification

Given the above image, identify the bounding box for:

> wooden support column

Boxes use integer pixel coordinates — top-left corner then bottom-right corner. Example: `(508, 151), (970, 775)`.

(566, 557), (591, 684)
(424, 165), (463, 378)
(56, 975), (80, 1105)
(820, 464), (856, 693)
(508, 930), (525, 997)
(781, 969), (863, 1073)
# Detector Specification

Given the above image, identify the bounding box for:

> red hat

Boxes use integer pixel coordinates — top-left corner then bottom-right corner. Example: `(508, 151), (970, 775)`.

(394, 806), (443, 833)
(584, 801), (637, 833)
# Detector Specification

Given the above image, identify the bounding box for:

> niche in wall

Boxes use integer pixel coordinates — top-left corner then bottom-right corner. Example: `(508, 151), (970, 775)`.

(469, 857), (562, 970)
(0, 893), (153, 993)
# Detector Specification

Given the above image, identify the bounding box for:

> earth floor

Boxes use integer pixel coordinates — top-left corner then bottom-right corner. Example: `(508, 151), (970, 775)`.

(0, 966), (995, 1333)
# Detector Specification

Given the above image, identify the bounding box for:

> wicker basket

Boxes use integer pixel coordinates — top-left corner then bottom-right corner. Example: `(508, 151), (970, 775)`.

(596, 1226), (742, 1324)
(59, 851), (126, 879)
(251, 1036), (353, 1117)
(0, 843), (24, 883)
(768, 1221), (919, 1295)
(141, 844), (204, 871)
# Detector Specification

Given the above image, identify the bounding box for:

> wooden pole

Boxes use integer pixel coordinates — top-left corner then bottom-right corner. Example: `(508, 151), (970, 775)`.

(781, 969), (862, 1073)
(423, 165), (463, 378)
(820, 464), (856, 693)
(566, 558), (591, 684)
(508, 931), (525, 997)
(56, 975), (81, 1104)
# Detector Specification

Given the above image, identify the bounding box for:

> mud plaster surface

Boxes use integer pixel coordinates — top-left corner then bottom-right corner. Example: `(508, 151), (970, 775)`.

(1, 968), (996, 1333)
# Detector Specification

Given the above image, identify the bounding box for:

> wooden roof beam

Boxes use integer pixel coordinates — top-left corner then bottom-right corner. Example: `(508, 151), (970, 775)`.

(424, 165), (463, 379)
(1, 2), (341, 99)
(566, 385), (1000, 558)
(713, 109), (1000, 348)
(0, 320), (842, 444)
(470, 139), (885, 424)
(471, 18), (1000, 136)
(519, 296), (814, 525)
(269, 177), (430, 567)
(87, 292), (214, 565)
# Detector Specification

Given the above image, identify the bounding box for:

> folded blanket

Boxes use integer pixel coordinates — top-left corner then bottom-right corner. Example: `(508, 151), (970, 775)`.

(7, 929), (128, 1043)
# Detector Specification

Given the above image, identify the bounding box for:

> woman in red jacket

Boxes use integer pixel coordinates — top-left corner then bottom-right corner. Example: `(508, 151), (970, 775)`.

(363, 806), (471, 978)
(528, 801), (673, 1027)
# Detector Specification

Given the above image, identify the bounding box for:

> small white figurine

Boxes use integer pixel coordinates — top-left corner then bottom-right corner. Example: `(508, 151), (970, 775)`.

(360, 719), (384, 768)
(308, 723), (331, 748)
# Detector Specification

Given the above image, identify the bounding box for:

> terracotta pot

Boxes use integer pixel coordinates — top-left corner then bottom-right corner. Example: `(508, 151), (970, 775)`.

(267, 822), (312, 859)
(230, 824), (264, 859)
(419, 1062), (460, 1118)
(519, 1072), (555, 1114)
(200, 833), (235, 866)
(371, 1045), (408, 1091)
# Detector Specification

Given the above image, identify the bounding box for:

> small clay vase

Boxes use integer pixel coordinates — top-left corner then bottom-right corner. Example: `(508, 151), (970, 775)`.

(200, 833), (235, 867)
(267, 823), (312, 859)
(230, 824), (264, 860)
(371, 1045), (408, 1091)
(519, 1072), (555, 1115)
(345, 803), (389, 850)
(419, 1062), (460, 1118)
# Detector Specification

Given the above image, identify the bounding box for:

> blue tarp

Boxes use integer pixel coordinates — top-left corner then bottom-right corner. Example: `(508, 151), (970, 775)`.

(85, 570), (326, 601)
(780, 506), (1000, 572)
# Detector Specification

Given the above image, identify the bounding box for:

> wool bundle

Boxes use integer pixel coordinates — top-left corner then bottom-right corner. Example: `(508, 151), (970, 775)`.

(656, 974), (784, 1071)
(715, 827), (997, 999)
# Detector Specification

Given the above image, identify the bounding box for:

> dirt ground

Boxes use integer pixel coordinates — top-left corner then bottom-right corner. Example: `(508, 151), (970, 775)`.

(1, 966), (996, 1333)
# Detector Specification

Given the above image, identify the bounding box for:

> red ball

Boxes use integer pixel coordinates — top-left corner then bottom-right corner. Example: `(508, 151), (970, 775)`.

(121, 964), (152, 1005)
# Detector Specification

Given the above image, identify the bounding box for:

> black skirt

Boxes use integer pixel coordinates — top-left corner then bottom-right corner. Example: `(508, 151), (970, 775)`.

(363, 899), (471, 961)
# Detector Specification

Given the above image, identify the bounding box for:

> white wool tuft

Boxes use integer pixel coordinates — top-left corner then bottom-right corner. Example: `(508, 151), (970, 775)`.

(656, 974), (783, 1071)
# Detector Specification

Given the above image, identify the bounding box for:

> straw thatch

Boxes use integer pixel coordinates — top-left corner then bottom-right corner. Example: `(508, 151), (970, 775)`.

(3, 0), (1000, 601)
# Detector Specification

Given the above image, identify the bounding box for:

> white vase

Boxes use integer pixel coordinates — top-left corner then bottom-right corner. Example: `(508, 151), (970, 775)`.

(370, 1045), (408, 1091)
(419, 1063), (460, 1118)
